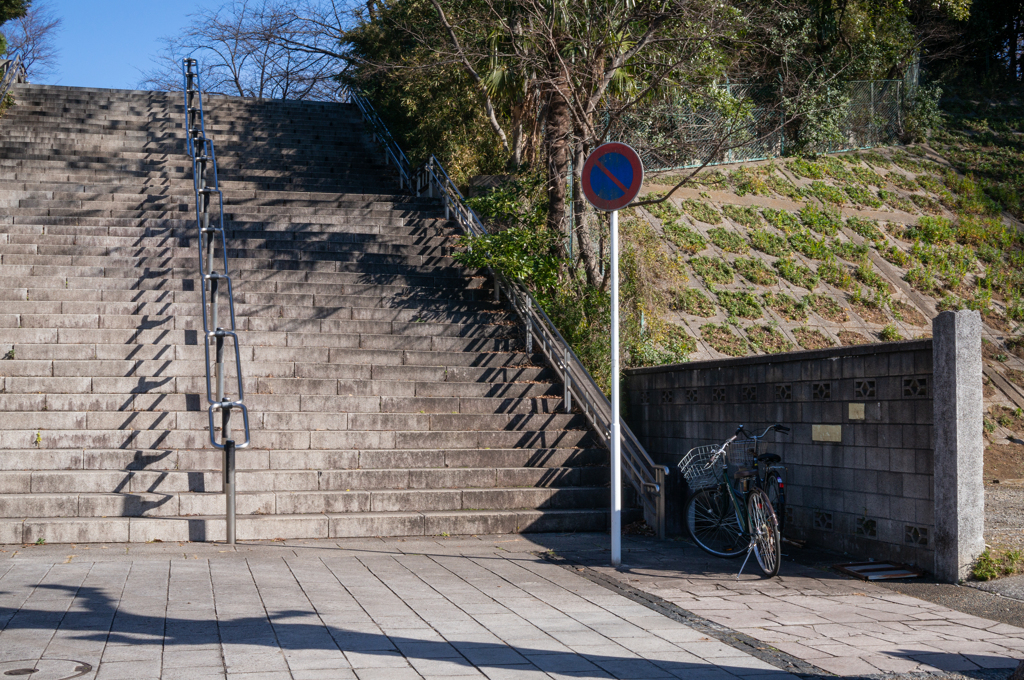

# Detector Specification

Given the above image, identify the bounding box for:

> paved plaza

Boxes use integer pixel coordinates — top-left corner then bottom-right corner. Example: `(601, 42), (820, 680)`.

(0, 533), (1021, 679)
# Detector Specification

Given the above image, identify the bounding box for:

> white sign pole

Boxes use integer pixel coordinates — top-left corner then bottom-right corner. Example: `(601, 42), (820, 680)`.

(610, 208), (622, 567)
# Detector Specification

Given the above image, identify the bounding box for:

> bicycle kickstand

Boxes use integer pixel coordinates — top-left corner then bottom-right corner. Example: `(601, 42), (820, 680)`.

(737, 540), (757, 580)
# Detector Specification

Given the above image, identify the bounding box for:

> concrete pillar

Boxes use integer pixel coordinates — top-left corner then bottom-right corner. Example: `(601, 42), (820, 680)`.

(932, 309), (984, 583)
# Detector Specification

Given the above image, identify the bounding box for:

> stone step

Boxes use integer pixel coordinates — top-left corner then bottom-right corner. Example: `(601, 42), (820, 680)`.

(0, 301), (508, 326)
(0, 428), (595, 450)
(0, 447), (604, 472)
(0, 466), (606, 498)
(0, 329), (530, 357)
(0, 508), (610, 544)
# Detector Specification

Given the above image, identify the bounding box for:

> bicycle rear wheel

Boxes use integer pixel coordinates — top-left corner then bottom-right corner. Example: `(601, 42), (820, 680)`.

(747, 488), (781, 577)
(685, 486), (746, 558)
(764, 472), (785, 533)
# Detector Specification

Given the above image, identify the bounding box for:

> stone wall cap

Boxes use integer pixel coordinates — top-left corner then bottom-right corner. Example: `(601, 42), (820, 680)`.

(624, 339), (933, 376)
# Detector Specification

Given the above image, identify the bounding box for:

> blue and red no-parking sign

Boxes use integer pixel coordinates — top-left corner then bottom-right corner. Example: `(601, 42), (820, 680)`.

(581, 142), (644, 212)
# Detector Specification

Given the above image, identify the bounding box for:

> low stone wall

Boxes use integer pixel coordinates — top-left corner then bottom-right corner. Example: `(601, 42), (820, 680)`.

(624, 310), (982, 580)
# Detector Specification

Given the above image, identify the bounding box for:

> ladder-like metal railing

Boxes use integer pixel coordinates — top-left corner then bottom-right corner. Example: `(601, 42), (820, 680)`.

(182, 58), (251, 544)
(351, 95), (669, 537)
(0, 53), (26, 105)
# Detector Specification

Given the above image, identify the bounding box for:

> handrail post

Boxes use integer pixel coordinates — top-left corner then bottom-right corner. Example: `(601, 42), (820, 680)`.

(182, 58), (250, 546)
(656, 467), (666, 539)
(564, 346), (572, 414)
(525, 298), (533, 354)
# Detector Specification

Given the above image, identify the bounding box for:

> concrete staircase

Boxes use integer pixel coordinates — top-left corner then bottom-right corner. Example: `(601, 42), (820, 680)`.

(0, 84), (610, 543)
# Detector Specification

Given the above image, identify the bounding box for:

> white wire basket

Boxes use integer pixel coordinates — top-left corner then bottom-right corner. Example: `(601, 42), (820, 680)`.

(678, 444), (726, 489)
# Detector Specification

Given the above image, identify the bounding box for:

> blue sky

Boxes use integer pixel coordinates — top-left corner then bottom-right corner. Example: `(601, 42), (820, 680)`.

(41, 0), (214, 89)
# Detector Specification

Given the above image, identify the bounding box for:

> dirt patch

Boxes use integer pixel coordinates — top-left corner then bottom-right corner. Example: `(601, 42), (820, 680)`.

(983, 339), (1011, 363)
(986, 442), (1024, 483)
(810, 295), (848, 323)
(1005, 368), (1024, 390)
(793, 327), (833, 350)
(893, 300), (927, 326)
(985, 310), (1012, 333)
(848, 299), (890, 325)
(746, 325), (794, 354)
(838, 330), (871, 346)
(700, 323), (748, 357)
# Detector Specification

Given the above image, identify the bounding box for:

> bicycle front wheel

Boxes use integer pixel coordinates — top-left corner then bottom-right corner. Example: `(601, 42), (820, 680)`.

(685, 487), (746, 558)
(764, 472), (785, 533)
(747, 488), (781, 577)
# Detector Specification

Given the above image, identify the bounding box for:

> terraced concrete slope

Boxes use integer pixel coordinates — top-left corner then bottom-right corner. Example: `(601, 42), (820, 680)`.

(0, 84), (610, 543)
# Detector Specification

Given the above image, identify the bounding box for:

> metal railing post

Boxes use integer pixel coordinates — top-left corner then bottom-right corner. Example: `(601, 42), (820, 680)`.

(564, 346), (572, 413)
(655, 467), (666, 539)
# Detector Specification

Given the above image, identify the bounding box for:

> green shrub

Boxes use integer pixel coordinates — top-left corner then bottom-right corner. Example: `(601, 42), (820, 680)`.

(730, 168), (771, 197)
(694, 171), (728, 189)
(878, 189), (915, 213)
(673, 288), (716, 317)
(700, 323), (748, 357)
(788, 229), (831, 260)
(787, 158), (825, 179)
(851, 166), (884, 186)
(916, 174), (945, 193)
(690, 256), (734, 284)
(820, 157), (857, 183)
(717, 290), (763, 319)
(907, 216), (955, 244)
(721, 204), (763, 228)
(910, 193), (943, 214)
(843, 184), (883, 208)
(880, 243), (911, 267)
(663, 222), (707, 254)
(803, 181), (847, 206)
(855, 263), (887, 292)
(762, 292), (808, 320)
(832, 240), (869, 263)
(886, 171), (918, 191)
(774, 257), (819, 290)
(861, 151), (892, 169)
(879, 324), (903, 342)
(846, 216), (882, 240)
(905, 265), (938, 293)
(818, 258), (855, 290)
(761, 207), (800, 232)
(733, 258), (778, 285)
(749, 229), (791, 257)
(799, 204), (842, 236)
(973, 549), (1000, 581)
(765, 171), (803, 200)
(707, 227), (749, 253)
(682, 199), (722, 224)
(746, 325), (794, 354)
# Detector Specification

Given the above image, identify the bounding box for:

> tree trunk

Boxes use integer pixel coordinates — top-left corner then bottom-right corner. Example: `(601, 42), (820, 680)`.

(571, 143), (601, 287)
(544, 80), (572, 257)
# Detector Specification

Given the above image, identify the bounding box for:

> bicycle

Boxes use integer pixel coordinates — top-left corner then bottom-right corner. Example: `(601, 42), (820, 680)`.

(677, 424), (790, 578)
(730, 425), (788, 533)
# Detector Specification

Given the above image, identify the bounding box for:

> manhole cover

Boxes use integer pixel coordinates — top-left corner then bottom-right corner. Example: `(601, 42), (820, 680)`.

(0, 661), (92, 680)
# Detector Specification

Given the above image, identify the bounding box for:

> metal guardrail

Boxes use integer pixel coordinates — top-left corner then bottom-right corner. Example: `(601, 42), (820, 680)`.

(350, 95), (669, 537)
(182, 58), (251, 545)
(0, 53), (26, 106)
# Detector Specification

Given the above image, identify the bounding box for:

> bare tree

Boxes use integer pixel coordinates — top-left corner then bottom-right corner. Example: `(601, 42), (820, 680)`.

(2, 0), (62, 81)
(139, 0), (348, 101)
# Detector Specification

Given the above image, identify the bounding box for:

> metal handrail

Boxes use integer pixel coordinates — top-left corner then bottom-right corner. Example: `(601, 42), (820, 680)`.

(349, 94), (669, 537)
(0, 53), (26, 106)
(182, 58), (251, 544)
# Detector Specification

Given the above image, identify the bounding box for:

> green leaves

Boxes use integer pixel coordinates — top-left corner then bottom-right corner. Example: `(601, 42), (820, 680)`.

(453, 226), (558, 289)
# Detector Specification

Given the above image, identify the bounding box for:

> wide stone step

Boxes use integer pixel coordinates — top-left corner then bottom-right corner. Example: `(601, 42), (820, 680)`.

(0, 508), (610, 544)
(0, 466), (606, 497)
(0, 447), (605, 472)
(0, 329), (529, 357)
(0, 427), (594, 450)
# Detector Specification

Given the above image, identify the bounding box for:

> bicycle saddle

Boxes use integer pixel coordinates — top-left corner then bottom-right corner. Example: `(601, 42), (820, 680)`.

(757, 453), (781, 464)
(732, 468), (757, 479)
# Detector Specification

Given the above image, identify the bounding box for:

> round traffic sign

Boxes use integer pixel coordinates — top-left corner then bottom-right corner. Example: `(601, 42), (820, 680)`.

(581, 142), (644, 212)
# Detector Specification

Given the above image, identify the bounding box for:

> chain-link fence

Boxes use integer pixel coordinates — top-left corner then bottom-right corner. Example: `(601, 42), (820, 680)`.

(613, 79), (907, 172)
